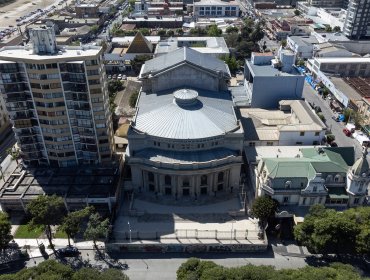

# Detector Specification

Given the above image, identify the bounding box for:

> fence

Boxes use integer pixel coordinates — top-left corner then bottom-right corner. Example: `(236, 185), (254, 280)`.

(112, 229), (262, 242)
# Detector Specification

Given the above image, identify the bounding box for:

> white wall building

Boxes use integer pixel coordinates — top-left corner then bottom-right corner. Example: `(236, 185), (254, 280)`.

(240, 100), (326, 147)
(193, 0), (240, 18)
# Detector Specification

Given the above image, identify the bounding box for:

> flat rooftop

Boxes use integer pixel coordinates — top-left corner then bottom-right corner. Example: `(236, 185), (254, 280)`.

(247, 61), (301, 77)
(244, 145), (322, 164)
(239, 100), (326, 141)
(0, 166), (119, 201)
(0, 45), (101, 62)
(328, 76), (363, 101)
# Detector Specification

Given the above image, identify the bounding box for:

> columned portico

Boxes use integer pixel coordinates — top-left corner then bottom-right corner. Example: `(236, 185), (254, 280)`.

(132, 164), (241, 198)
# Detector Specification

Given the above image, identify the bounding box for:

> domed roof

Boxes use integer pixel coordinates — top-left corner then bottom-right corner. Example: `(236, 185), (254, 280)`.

(133, 88), (239, 139)
(352, 147), (369, 177)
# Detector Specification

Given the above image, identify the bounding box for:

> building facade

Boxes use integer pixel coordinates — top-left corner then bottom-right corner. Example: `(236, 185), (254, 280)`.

(126, 47), (244, 198)
(193, 0), (240, 18)
(244, 50), (305, 109)
(0, 25), (115, 167)
(343, 0), (370, 39)
(255, 147), (368, 208)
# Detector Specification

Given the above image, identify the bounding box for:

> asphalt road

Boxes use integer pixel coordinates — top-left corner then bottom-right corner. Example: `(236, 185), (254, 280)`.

(302, 83), (364, 158)
(23, 248), (307, 280)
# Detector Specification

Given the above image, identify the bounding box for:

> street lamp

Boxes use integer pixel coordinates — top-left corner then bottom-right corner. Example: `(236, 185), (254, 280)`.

(128, 221), (132, 243)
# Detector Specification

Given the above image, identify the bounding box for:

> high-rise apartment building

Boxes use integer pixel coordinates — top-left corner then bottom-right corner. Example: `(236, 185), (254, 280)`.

(343, 0), (370, 39)
(0, 24), (115, 167)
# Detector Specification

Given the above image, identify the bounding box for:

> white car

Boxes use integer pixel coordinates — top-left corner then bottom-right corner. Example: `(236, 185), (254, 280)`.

(117, 74), (122, 79)
(121, 75), (127, 80)
(108, 75), (112, 79)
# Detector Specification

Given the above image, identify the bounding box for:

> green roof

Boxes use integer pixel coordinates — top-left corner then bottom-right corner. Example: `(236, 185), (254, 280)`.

(264, 147), (354, 180)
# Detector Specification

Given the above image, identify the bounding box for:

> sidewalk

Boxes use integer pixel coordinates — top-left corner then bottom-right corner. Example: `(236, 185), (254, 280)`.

(14, 239), (105, 258)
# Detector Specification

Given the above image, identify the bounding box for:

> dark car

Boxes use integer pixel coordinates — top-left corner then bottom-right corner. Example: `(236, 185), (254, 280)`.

(343, 128), (352, 137)
(330, 141), (338, 147)
(56, 246), (80, 257)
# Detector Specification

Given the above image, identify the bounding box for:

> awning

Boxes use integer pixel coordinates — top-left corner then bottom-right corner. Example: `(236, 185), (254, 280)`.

(328, 187), (349, 199)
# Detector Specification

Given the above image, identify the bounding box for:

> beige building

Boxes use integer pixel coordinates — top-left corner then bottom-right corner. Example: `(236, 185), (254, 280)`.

(240, 100), (326, 147)
(0, 25), (115, 167)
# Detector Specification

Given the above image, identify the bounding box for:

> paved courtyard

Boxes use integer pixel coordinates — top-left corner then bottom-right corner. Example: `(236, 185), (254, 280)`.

(113, 194), (263, 244)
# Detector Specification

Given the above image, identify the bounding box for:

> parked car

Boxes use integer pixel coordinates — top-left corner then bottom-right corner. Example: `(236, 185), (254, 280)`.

(343, 128), (352, 137)
(117, 74), (122, 79)
(121, 75), (127, 80)
(112, 74), (117, 80)
(330, 141), (338, 147)
(56, 246), (80, 257)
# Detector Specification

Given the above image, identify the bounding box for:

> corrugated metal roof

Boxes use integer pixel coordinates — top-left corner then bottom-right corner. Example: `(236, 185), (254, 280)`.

(141, 47), (230, 77)
(133, 88), (239, 139)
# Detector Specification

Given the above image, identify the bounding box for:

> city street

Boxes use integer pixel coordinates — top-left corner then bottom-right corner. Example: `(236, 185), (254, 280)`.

(22, 247), (308, 280)
(302, 83), (364, 158)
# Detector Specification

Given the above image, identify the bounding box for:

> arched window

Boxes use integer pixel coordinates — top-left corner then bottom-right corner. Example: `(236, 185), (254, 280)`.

(165, 175), (171, 185)
(334, 175), (341, 182)
(148, 172), (154, 182)
(201, 175), (207, 186)
(313, 186), (317, 192)
(285, 181), (291, 189)
(218, 172), (224, 182)
(326, 175), (333, 182)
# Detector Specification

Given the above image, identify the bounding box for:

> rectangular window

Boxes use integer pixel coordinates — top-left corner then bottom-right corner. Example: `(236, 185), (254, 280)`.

(300, 132), (305, 136)
(315, 132), (320, 136)
(283, 196), (289, 203)
(249, 142), (255, 147)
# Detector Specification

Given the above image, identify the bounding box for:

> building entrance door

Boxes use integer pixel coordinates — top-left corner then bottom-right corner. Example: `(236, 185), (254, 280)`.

(183, 188), (190, 196)
(200, 187), (207, 195)
(165, 187), (172, 195)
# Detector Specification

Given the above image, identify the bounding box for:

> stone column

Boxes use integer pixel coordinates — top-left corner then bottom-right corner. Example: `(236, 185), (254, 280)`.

(191, 176), (196, 197)
(177, 176), (181, 199)
(142, 170), (147, 192)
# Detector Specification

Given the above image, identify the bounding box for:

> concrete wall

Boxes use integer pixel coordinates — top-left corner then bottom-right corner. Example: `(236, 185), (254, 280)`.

(106, 242), (268, 253)
(278, 130), (325, 145)
(250, 75), (305, 109)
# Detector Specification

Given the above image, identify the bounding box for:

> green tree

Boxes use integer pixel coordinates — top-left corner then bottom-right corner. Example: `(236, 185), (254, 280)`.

(90, 25), (99, 34)
(27, 195), (65, 250)
(176, 28), (184, 36)
(176, 258), (366, 280)
(294, 9), (301, 16)
(226, 26), (238, 34)
(139, 28), (150, 36)
(59, 206), (93, 246)
(297, 59), (305, 67)
(222, 55), (238, 73)
(0, 212), (12, 253)
(325, 25), (333, 32)
(157, 29), (166, 36)
(281, 39), (287, 47)
(129, 91), (139, 108)
(333, 26), (341, 32)
(294, 205), (370, 255)
(167, 30), (175, 37)
(6, 147), (20, 164)
(108, 80), (124, 94)
(207, 25), (222, 37)
(132, 55), (151, 74)
(251, 196), (278, 226)
(84, 213), (110, 250)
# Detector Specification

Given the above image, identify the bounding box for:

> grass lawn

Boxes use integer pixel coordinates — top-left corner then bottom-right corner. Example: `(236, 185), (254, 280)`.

(54, 228), (68, 239)
(14, 224), (43, 239)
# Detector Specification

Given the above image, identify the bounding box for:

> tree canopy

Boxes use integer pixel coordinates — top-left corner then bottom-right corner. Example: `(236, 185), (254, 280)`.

(294, 205), (370, 255)
(0, 260), (129, 280)
(84, 213), (110, 249)
(207, 25), (222, 37)
(0, 212), (12, 252)
(251, 196), (278, 224)
(60, 206), (93, 246)
(27, 195), (65, 250)
(177, 258), (367, 280)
